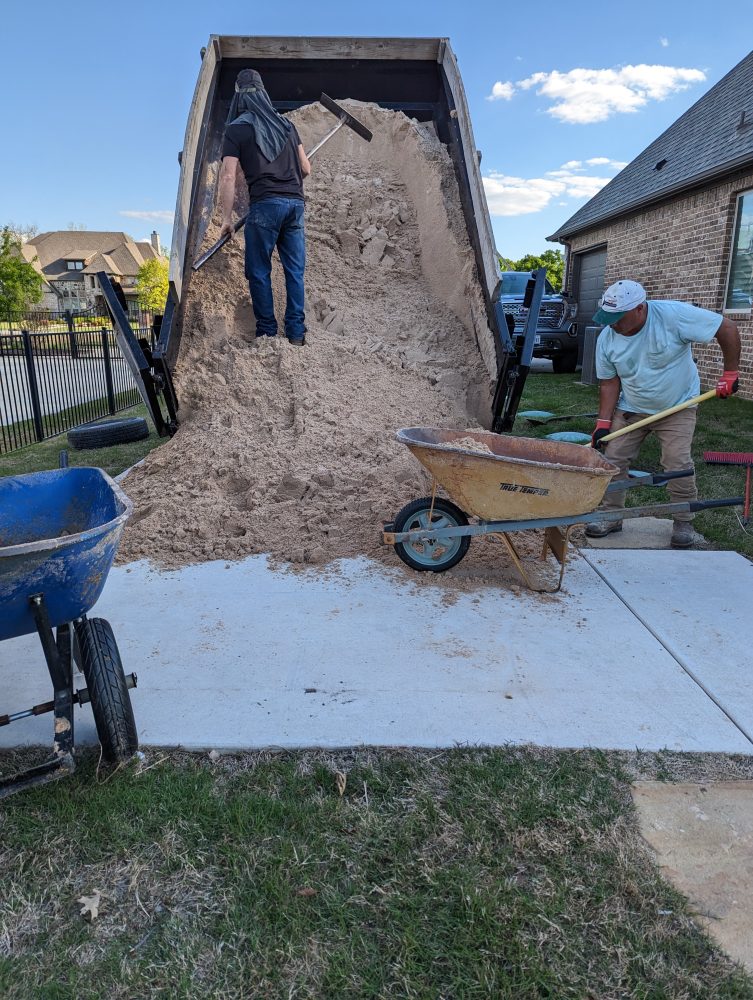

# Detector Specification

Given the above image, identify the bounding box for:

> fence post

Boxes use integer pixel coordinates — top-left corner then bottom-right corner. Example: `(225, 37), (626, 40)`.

(65, 309), (79, 359)
(101, 328), (116, 414)
(22, 330), (45, 442)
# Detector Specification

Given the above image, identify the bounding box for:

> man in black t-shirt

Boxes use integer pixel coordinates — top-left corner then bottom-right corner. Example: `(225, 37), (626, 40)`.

(219, 69), (311, 345)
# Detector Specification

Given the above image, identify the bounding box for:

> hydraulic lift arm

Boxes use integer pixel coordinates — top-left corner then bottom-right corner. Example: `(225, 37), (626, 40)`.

(96, 272), (179, 438)
(491, 267), (547, 433)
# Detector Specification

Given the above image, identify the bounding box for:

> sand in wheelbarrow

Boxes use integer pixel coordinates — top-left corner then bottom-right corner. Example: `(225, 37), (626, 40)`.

(117, 102), (543, 589)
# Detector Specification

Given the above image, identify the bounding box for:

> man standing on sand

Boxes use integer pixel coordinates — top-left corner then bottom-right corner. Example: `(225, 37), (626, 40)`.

(588, 279), (741, 549)
(219, 69), (312, 346)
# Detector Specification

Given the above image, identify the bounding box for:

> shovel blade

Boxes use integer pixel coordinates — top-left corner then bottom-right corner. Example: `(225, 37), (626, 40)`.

(319, 93), (373, 143)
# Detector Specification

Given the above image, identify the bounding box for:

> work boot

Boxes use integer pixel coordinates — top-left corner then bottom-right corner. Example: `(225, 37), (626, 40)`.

(670, 521), (694, 549)
(585, 519), (623, 538)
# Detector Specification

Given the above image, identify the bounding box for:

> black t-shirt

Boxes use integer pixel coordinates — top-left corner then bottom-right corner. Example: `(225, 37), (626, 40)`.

(222, 122), (304, 204)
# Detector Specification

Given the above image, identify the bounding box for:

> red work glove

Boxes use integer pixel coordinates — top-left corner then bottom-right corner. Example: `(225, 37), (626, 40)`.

(716, 371), (739, 398)
(591, 419), (612, 451)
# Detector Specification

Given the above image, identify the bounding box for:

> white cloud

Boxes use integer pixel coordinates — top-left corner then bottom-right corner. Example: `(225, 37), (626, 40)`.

(119, 209), (175, 223)
(483, 157), (625, 216)
(585, 156), (628, 168)
(483, 173), (565, 216)
(660, 37), (669, 47)
(486, 80), (515, 101)
(517, 64), (706, 123)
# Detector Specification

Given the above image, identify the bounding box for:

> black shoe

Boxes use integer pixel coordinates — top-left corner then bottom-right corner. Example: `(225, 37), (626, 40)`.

(288, 336), (306, 347)
(585, 519), (623, 538)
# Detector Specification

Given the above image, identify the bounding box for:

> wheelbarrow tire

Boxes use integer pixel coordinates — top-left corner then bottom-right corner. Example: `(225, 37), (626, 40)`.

(67, 417), (149, 451)
(75, 617), (138, 762)
(393, 496), (470, 572)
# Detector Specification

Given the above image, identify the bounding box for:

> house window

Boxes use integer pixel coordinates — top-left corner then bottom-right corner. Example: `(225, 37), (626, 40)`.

(725, 190), (753, 312)
(66, 260), (84, 271)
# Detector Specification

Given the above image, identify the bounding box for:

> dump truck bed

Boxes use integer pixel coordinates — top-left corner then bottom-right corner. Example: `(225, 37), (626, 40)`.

(162, 35), (503, 372)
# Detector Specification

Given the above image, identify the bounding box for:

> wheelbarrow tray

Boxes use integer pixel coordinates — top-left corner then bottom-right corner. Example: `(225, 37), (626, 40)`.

(397, 428), (617, 521)
(0, 468), (132, 641)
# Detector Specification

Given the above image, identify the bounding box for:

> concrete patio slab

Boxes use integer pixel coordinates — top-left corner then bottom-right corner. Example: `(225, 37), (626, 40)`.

(582, 549), (753, 741)
(2, 552), (750, 753)
(633, 781), (753, 973)
(582, 516), (707, 550)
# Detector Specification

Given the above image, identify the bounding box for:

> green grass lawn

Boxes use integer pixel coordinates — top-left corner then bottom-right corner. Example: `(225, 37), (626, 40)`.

(516, 373), (753, 559)
(1, 747), (752, 999)
(0, 402), (164, 480)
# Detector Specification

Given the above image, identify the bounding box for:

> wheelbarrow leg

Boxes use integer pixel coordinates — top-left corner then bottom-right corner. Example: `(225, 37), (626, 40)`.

(29, 597), (76, 761)
(493, 528), (573, 594)
(0, 600), (76, 799)
(542, 526), (573, 593)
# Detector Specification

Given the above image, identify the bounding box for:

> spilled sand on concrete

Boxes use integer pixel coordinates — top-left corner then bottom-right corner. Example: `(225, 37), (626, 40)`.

(119, 101), (552, 588)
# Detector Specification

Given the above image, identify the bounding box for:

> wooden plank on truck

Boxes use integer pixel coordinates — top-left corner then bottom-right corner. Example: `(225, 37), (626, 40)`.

(440, 46), (500, 302)
(170, 38), (219, 301)
(217, 36), (442, 61)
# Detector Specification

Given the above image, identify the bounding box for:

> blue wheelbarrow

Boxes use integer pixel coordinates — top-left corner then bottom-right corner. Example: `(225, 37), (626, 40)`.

(0, 467), (137, 797)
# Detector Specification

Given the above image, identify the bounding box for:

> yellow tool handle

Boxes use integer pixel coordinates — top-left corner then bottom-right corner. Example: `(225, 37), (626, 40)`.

(601, 389), (718, 443)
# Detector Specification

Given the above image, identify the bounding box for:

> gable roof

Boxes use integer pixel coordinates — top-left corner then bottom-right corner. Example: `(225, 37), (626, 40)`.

(549, 50), (753, 242)
(26, 231), (160, 280)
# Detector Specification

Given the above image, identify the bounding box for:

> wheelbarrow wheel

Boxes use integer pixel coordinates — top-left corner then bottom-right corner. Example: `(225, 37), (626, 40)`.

(393, 497), (470, 572)
(75, 618), (138, 762)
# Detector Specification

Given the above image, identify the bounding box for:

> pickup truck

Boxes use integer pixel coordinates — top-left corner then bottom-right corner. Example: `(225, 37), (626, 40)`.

(498, 271), (579, 373)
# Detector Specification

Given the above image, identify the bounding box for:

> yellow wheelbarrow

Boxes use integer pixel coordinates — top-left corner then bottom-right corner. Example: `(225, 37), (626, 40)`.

(381, 428), (744, 592)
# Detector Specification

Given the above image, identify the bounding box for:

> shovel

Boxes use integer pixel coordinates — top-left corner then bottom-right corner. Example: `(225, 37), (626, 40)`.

(520, 409), (598, 425)
(193, 94), (373, 271)
(599, 389), (718, 445)
(549, 389), (721, 447)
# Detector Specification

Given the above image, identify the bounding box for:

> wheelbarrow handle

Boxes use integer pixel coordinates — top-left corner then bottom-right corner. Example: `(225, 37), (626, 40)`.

(606, 468), (694, 493)
(600, 390), (717, 444)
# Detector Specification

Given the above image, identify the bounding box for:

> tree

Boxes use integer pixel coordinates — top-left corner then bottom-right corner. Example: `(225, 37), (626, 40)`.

(0, 227), (44, 314)
(135, 256), (168, 313)
(497, 248), (565, 291)
(7, 221), (39, 242)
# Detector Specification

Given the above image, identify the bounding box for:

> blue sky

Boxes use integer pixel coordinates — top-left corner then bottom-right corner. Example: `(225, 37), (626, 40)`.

(2, 0), (751, 259)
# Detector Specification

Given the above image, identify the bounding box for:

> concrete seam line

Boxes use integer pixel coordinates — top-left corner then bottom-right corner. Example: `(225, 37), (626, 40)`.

(578, 548), (753, 748)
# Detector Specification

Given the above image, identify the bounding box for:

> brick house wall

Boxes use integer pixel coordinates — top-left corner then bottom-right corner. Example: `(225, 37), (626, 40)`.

(561, 168), (753, 400)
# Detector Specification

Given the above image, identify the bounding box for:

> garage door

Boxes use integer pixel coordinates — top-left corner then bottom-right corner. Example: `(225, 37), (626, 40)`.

(574, 246), (607, 348)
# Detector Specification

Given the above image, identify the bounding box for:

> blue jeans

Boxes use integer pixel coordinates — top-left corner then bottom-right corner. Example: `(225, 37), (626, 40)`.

(244, 197), (306, 340)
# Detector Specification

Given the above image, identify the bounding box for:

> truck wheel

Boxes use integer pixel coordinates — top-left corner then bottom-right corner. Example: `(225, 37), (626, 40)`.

(74, 618), (138, 762)
(552, 353), (578, 374)
(67, 417), (149, 450)
(392, 497), (470, 572)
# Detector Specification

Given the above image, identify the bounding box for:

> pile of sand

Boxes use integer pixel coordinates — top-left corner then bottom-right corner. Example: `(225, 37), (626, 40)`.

(118, 101), (500, 570)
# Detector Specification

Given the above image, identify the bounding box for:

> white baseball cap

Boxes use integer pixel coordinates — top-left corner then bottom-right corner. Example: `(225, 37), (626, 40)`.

(592, 279), (647, 325)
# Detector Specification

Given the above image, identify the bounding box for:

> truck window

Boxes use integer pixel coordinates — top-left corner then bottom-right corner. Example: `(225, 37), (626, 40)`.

(501, 272), (556, 296)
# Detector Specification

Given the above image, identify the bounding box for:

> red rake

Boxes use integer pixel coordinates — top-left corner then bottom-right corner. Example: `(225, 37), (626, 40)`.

(704, 451), (753, 523)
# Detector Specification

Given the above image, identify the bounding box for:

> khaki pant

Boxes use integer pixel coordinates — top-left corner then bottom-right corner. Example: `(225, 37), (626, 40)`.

(601, 407), (697, 522)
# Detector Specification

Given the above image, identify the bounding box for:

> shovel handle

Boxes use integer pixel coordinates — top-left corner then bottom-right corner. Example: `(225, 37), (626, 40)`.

(600, 390), (718, 444)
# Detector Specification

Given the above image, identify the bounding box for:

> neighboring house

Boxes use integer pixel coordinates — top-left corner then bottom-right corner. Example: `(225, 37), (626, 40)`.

(19, 243), (55, 306)
(548, 49), (753, 400)
(23, 230), (163, 314)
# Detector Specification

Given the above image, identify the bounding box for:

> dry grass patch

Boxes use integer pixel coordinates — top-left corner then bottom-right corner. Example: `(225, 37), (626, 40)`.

(1, 746), (752, 999)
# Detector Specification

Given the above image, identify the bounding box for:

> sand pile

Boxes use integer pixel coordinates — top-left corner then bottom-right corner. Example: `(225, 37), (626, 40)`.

(118, 101), (500, 570)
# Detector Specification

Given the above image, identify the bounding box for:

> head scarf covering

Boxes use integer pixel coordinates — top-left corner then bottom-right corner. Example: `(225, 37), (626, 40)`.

(225, 69), (293, 163)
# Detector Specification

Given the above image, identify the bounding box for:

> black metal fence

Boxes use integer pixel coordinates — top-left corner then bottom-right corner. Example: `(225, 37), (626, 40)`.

(0, 309), (154, 456)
